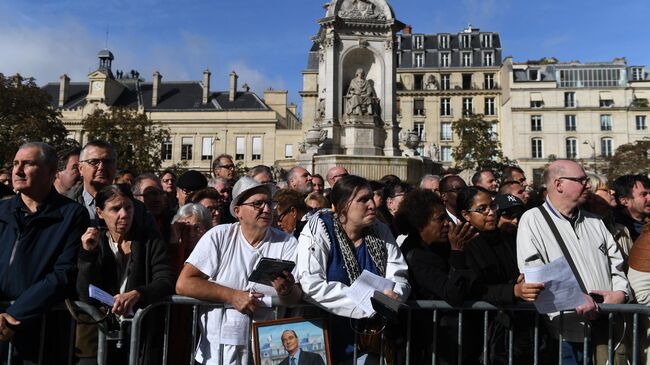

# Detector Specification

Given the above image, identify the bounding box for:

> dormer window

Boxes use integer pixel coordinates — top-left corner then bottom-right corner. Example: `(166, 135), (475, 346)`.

(481, 34), (493, 48)
(413, 35), (424, 49)
(483, 52), (494, 66)
(439, 35), (449, 49)
(414, 52), (425, 68)
(460, 34), (471, 48)
(462, 52), (472, 67)
(632, 67), (644, 81)
(440, 52), (450, 68)
(529, 69), (540, 81)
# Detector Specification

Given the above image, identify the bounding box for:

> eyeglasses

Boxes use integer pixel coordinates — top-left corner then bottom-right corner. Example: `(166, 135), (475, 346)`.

(80, 158), (116, 168)
(466, 203), (499, 215)
(239, 200), (276, 210)
(558, 176), (589, 185)
(217, 164), (235, 170)
(276, 207), (293, 221)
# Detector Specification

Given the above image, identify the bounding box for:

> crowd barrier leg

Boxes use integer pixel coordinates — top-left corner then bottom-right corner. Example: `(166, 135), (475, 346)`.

(534, 314), (540, 365)
(559, 311), (564, 364)
(634, 313), (639, 365)
(37, 314), (46, 364)
(432, 309), (438, 365)
(507, 314), (514, 365)
(191, 304), (199, 365)
(482, 311), (489, 365)
(457, 310), (463, 365)
(608, 313), (614, 365)
(405, 308), (412, 365)
(162, 304), (170, 365)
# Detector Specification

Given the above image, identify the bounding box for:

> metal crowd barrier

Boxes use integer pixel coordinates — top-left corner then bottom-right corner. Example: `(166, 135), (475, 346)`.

(4, 298), (650, 365)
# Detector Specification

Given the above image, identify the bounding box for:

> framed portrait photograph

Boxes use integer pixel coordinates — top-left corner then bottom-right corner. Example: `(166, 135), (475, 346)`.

(252, 317), (330, 365)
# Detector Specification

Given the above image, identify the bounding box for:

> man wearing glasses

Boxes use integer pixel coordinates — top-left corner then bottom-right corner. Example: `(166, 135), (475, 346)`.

(517, 160), (630, 364)
(212, 154), (236, 183)
(176, 177), (301, 365)
(439, 175), (467, 224)
(67, 140), (160, 237)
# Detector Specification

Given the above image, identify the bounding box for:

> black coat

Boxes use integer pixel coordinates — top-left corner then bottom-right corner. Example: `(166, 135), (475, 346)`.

(464, 230), (520, 305)
(400, 234), (478, 306)
(278, 350), (325, 365)
(0, 189), (89, 361)
(76, 232), (174, 307)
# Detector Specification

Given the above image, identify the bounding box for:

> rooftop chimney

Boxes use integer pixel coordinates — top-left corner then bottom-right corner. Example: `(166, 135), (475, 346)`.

(242, 83), (250, 92)
(202, 69), (211, 104)
(152, 71), (162, 107)
(402, 25), (412, 35)
(58, 74), (70, 108)
(229, 71), (238, 102)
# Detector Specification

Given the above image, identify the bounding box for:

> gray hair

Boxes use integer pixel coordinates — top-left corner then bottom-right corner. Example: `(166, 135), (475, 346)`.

(80, 140), (116, 161)
(19, 142), (57, 169)
(419, 174), (441, 188)
(131, 173), (162, 195)
(172, 203), (212, 230)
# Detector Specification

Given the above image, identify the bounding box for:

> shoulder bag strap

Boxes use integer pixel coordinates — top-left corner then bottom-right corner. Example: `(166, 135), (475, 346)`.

(537, 205), (588, 294)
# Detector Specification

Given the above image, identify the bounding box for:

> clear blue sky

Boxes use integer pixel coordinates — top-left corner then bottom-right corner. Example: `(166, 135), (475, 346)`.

(2, 0), (648, 110)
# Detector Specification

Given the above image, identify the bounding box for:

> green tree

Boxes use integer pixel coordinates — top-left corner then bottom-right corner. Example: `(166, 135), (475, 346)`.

(606, 139), (650, 180)
(0, 73), (73, 166)
(451, 114), (515, 171)
(82, 108), (170, 173)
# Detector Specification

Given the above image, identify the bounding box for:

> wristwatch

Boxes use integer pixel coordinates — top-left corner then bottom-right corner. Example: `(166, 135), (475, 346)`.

(623, 291), (630, 303)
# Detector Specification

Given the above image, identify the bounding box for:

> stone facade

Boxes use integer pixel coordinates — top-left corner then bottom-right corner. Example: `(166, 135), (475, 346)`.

(501, 57), (650, 185)
(43, 51), (303, 174)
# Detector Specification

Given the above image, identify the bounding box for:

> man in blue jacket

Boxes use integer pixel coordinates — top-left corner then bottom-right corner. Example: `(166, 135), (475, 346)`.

(0, 142), (89, 363)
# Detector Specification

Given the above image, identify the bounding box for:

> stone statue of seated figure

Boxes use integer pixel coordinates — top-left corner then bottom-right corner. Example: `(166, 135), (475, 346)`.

(345, 68), (378, 116)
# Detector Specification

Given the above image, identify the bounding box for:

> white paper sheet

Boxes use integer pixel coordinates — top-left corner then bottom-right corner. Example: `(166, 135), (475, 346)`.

(523, 257), (586, 314)
(220, 309), (249, 346)
(89, 284), (115, 306)
(347, 270), (395, 316)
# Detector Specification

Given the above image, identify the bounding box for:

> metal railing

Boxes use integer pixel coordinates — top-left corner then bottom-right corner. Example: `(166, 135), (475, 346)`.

(4, 298), (650, 365)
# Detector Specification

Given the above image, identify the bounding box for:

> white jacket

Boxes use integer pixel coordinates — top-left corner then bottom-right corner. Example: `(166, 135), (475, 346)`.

(296, 214), (410, 319)
(517, 200), (630, 342)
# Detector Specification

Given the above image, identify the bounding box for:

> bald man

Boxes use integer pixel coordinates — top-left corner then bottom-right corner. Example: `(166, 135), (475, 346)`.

(516, 160), (629, 362)
(325, 166), (348, 189)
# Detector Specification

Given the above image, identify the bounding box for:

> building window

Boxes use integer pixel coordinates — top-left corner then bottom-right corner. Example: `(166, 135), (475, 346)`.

(414, 53), (425, 68)
(530, 100), (543, 108)
(601, 138), (613, 157)
(462, 74), (472, 90)
(564, 92), (576, 108)
(396, 52), (402, 67)
(414, 74), (424, 90)
(396, 98), (401, 116)
(462, 98), (473, 116)
(566, 138), (577, 159)
(462, 52), (472, 67)
(485, 98), (496, 115)
(440, 98), (451, 116)
(413, 35), (424, 49)
(490, 123), (498, 140)
(161, 140), (172, 161)
(201, 137), (213, 161)
(251, 137), (262, 161)
(460, 34), (471, 48)
(440, 53), (450, 68)
(441, 146), (452, 162)
(181, 137), (193, 161)
(532, 138), (543, 159)
(559, 68), (622, 88)
(632, 67), (644, 81)
(636, 115), (648, 130)
(483, 52), (494, 66)
(600, 115), (612, 131)
(484, 73), (495, 89)
(600, 99), (614, 108)
(284, 144), (293, 158)
(396, 35), (402, 50)
(235, 136), (245, 160)
(414, 122), (425, 140)
(531, 115), (542, 131)
(440, 74), (451, 90)
(565, 115), (576, 131)
(481, 34), (493, 48)
(441, 122), (452, 141)
(413, 99), (425, 116)
(439, 34), (449, 49)
(529, 69), (539, 81)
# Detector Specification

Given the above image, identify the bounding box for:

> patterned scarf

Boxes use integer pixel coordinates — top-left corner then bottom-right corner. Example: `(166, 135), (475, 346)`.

(332, 213), (387, 284)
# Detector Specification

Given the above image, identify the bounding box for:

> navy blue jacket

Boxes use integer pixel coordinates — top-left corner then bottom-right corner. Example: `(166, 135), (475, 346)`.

(0, 189), (89, 321)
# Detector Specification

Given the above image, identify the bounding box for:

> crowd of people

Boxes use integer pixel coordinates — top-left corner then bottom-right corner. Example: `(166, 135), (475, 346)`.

(0, 139), (649, 365)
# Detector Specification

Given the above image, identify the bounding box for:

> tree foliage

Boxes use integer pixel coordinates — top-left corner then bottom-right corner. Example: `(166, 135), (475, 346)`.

(0, 73), (74, 166)
(607, 139), (650, 180)
(82, 108), (170, 173)
(451, 114), (516, 172)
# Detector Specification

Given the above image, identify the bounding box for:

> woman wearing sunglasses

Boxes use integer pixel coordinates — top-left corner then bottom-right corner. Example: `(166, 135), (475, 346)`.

(457, 186), (543, 364)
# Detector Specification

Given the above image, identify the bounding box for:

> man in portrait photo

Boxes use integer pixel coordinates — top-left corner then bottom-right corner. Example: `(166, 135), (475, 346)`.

(279, 330), (324, 365)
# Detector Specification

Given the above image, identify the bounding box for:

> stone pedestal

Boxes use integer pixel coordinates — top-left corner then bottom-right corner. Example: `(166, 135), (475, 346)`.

(341, 115), (385, 156)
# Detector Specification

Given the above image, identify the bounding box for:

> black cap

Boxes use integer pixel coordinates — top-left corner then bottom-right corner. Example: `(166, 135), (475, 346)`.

(177, 170), (208, 192)
(494, 194), (524, 214)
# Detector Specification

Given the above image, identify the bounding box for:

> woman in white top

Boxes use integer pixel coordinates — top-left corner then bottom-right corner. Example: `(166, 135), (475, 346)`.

(296, 175), (410, 364)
